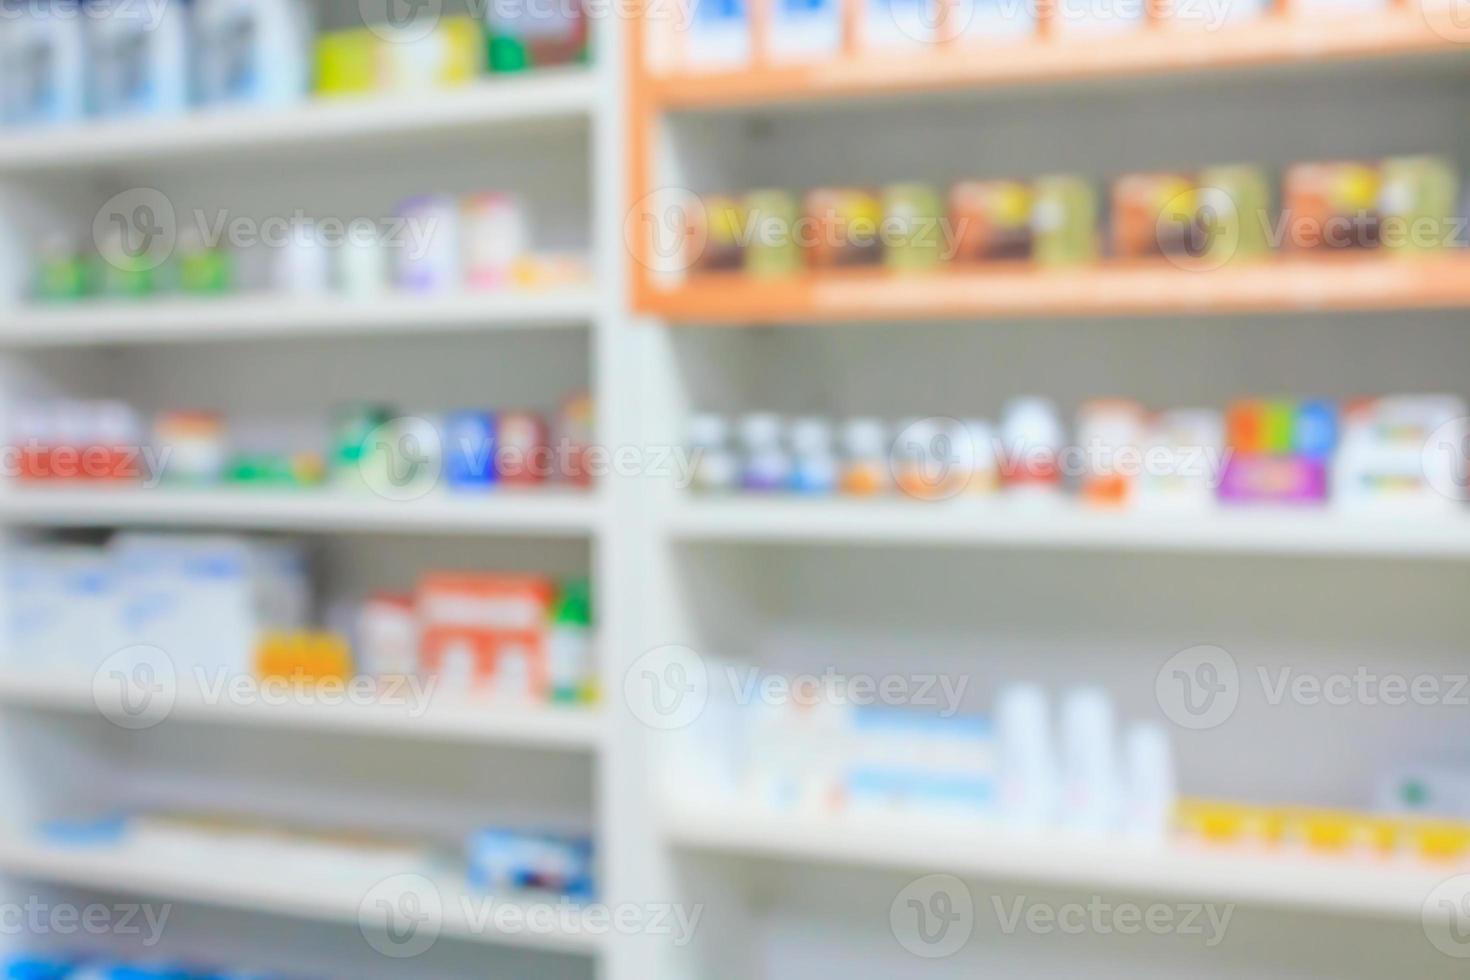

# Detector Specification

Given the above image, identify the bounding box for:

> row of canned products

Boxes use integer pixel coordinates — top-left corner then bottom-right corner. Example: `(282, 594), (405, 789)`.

(683, 155), (1461, 276)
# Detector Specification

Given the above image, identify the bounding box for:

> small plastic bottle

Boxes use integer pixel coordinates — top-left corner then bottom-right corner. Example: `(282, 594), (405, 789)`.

(963, 419), (1001, 496)
(997, 683), (1059, 832)
(1001, 396), (1066, 500)
(739, 413), (790, 492)
(788, 416), (837, 495)
(548, 579), (594, 704)
(839, 417), (889, 495)
(1123, 721), (1176, 845)
(688, 413), (738, 493)
(1060, 687), (1121, 836)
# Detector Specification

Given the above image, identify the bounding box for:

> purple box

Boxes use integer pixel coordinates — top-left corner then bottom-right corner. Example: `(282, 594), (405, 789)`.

(1217, 454), (1328, 505)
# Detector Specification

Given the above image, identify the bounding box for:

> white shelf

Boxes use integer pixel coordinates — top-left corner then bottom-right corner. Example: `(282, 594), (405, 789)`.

(0, 837), (601, 955)
(0, 486), (601, 536)
(0, 673), (602, 750)
(0, 291), (596, 347)
(0, 70), (595, 173)
(665, 805), (1459, 920)
(664, 497), (1470, 559)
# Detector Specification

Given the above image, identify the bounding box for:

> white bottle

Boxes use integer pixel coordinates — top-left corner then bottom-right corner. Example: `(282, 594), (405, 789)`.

(88, 0), (190, 117)
(789, 416), (837, 494)
(768, 0), (843, 62)
(193, 0), (311, 108)
(997, 683), (1059, 832)
(272, 219), (333, 295)
(1001, 396), (1065, 501)
(2, 0), (87, 127)
(1123, 721), (1176, 845)
(684, 0), (751, 69)
(688, 413), (738, 493)
(1060, 687), (1120, 835)
(739, 413), (790, 492)
(338, 219), (388, 297)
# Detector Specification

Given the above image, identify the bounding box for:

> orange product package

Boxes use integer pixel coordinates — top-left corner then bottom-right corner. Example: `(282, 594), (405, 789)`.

(417, 573), (557, 699)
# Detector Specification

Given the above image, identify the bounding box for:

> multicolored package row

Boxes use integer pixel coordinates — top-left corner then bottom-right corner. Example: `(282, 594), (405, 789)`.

(688, 394), (1468, 510)
(6, 393), (596, 491)
(687, 154), (1461, 277)
(3, 533), (596, 704)
(32, 192), (587, 304)
(1, 0), (587, 130)
(657, 0), (1388, 74)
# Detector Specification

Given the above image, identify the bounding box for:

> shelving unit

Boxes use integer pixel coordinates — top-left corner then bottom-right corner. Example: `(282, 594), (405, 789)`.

(0, 673), (604, 750)
(0, 291), (596, 348)
(626, 2), (1470, 979)
(0, 69), (596, 173)
(0, 838), (602, 955)
(664, 497), (1470, 558)
(645, 255), (1470, 324)
(0, 486), (603, 536)
(0, 11), (632, 980)
(665, 804), (1459, 920)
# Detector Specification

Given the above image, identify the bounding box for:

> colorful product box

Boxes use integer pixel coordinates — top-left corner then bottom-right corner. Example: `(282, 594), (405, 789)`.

(1111, 172), (1198, 259)
(693, 195), (745, 272)
(417, 573), (556, 698)
(1283, 161), (1382, 250)
(445, 410), (498, 489)
(803, 188), (884, 268)
(496, 412), (549, 485)
(949, 180), (1033, 262)
(1219, 399), (1337, 505)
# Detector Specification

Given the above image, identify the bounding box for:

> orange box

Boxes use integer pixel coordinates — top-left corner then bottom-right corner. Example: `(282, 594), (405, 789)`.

(417, 573), (556, 698)
(255, 630), (354, 683)
(1111, 172), (1197, 258)
(1282, 161), (1382, 251)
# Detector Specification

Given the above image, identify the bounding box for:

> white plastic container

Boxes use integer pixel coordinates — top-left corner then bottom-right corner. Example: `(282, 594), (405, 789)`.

(271, 219), (333, 295)
(461, 193), (526, 291)
(1060, 687), (1120, 835)
(193, 0), (312, 108)
(88, 0), (190, 118)
(996, 683), (1058, 831)
(688, 413), (739, 492)
(396, 195), (461, 294)
(739, 412), (791, 492)
(767, 0), (843, 62)
(683, 0), (751, 69)
(1, 0), (88, 127)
